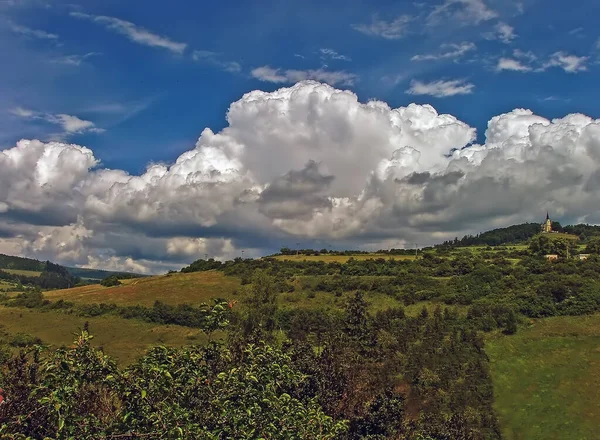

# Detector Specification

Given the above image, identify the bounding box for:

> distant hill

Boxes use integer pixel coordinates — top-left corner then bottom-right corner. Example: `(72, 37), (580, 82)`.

(0, 253), (145, 282)
(440, 222), (600, 248)
(66, 267), (147, 281)
(440, 223), (543, 247)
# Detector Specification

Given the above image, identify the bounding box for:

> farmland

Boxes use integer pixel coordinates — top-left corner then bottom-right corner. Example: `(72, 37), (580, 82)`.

(45, 270), (240, 306)
(487, 314), (600, 440)
(0, 306), (206, 365)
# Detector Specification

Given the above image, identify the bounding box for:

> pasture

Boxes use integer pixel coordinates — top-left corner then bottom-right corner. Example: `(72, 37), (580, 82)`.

(45, 270), (240, 306)
(0, 306), (206, 365)
(486, 314), (600, 440)
(2, 269), (43, 277)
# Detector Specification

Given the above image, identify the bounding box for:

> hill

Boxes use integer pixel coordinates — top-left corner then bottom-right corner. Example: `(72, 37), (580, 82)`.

(0, 253), (144, 282)
(440, 223), (543, 247)
(45, 270), (240, 306)
(66, 266), (147, 281)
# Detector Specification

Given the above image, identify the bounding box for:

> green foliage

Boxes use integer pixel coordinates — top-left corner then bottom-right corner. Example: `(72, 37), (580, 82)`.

(0, 332), (347, 439)
(100, 275), (122, 287)
(529, 234), (578, 257)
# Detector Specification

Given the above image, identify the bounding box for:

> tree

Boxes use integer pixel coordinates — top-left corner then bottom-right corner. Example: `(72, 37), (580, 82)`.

(585, 237), (600, 254)
(239, 270), (279, 341)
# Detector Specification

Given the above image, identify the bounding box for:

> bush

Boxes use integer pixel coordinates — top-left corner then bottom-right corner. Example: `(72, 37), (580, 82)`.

(9, 333), (43, 347)
(100, 275), (122, 287)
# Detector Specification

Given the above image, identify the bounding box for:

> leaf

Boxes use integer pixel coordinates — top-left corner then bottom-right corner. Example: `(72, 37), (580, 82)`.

(141, 389), (147, 399)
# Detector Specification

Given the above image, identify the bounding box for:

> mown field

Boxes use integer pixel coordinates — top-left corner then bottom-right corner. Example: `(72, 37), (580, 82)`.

(0, 306), (206, 365)
(486, 314), (600, 440)
(45, 270), (240, 306)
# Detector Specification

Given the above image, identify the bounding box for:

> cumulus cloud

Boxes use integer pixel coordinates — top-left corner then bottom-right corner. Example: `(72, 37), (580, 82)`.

(411, 42), (476, 62)
(9, 108), (104, 136)
(251, 66), (357, 86)
(352, 15), (413, 39)
(406, 79), (475, 97)
(3, 81), (600, 272)
(70, 12), (186, 54)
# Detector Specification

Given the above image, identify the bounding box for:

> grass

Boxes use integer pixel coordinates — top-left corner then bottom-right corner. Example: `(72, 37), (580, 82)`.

(272, 254), (416, 263)
(0, 306), (207, 365)
(45, 270), (240, 306)
(486, 314), (600, 440)
(2, 269), (42, 277)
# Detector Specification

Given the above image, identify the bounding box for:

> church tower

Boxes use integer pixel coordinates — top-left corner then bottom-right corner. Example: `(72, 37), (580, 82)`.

(541, 212), (552, 233)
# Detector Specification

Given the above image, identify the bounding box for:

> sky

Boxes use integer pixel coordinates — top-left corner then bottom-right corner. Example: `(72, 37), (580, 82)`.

(1, 0), (600, 273)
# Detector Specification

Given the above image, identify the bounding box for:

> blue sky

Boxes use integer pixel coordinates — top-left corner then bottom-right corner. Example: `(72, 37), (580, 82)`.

(2, 0), (598, 172)
(2, 0), (600, 272)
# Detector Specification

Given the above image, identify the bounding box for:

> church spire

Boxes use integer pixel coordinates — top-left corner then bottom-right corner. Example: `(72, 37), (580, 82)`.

(546, 211), (549, 221)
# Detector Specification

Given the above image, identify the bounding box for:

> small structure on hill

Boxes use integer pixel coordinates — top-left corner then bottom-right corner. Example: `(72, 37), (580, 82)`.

(541, 212), (553, 233)
(577, 254), (591, 261)
(544, 254), (559, 261)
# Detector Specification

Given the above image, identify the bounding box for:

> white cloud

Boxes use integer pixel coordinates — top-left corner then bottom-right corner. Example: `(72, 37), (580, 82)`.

(9, 22), (58, 40)
(412, 42), (476, 61)
(3, 82), (600, 273)
(496, 57), (532, 72)
(484, 22), (516, 43)
(9, 108), (104, 135)
(495, 50), (588, 74)
(192, 50), (241, 73)
(320, 48), (351, 61)
(352, 15), (413, 39)
(70, 12), (186, 54)
(544, 51), (588, 73)
(251, 66), (357, 86)
(428, 0), (497, 26)
(406, 79), (474, 97)
(52, 52), (100, 67)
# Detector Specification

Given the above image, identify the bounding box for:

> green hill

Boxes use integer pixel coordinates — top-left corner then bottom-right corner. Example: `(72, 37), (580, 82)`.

(0, 253), (144, 282)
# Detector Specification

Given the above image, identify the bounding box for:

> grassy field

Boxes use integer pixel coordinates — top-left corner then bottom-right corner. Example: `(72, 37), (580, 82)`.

(272, 254), (417, 263)
(486, 314), (600, 440)
(2, 269), (42, 277)
(45, 270), (240, 306)
(0, 306), (206, 365)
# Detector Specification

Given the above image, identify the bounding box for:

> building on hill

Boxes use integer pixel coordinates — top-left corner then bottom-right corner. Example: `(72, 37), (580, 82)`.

(577, 254), (591, 261)
(541, 212), (553, 233)
(545, 254), (559, 261)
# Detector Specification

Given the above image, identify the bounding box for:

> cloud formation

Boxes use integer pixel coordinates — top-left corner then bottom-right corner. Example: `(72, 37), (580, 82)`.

(70, 12), (186, 54)
(484, 22), (516, 44)
(352, 15), (413, 39)
(3, 82), (600, 273)
(428, 0), (497, 26)
(411, 42), (476, 62)
(251, 66), (357, 86)
(406, 79), (475, 97)
(10, 107), (105, 135)
(192, 50), (241, 73)
(495, 50), (588, 74)
(9, 22), (58, 40)
(9, 108), (104, 137)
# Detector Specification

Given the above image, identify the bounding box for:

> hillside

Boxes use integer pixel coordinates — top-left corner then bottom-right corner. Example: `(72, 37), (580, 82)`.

(0, 253), (144, 282)
(45, 271), (240, 306)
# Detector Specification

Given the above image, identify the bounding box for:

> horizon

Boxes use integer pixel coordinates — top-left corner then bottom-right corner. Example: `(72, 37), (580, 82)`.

(1, 0), (600, 274)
